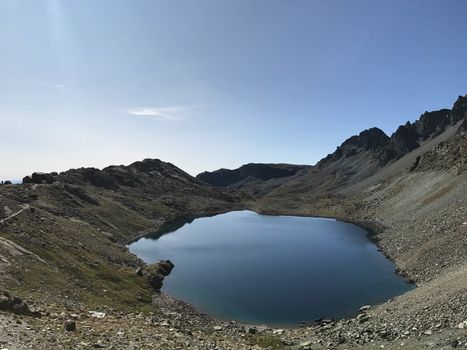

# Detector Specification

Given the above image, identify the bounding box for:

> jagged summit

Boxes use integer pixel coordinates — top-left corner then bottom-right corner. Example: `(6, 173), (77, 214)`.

(318, 127), (391, 167)
(320, 94), (467, 168)
(198, 94), (467, 195)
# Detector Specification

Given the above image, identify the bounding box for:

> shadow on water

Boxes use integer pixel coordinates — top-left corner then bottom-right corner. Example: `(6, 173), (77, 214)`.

(145, 211), (230, 240)
(145, 217), (196, 240)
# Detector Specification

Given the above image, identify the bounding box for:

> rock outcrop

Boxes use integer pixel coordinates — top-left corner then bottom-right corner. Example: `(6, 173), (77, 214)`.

(143, 260), (175, 292)
(318, 127), (391, 167)
(22, 172), (58, 184)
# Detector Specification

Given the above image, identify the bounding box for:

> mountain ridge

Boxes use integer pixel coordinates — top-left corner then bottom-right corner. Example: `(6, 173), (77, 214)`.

(196, 163), (310, 188)
(198, 95), (467, 195)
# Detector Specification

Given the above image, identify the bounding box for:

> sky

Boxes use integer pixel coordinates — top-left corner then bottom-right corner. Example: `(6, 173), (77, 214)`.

(1, 0), (467, 180)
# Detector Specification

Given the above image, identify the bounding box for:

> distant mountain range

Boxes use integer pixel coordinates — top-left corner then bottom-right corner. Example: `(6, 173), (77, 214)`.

(197, 163), (310, 188)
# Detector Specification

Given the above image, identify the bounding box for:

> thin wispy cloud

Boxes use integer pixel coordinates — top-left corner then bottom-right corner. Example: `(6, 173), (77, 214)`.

(125, 106), (187, 121)
(33, 81), (66, 91)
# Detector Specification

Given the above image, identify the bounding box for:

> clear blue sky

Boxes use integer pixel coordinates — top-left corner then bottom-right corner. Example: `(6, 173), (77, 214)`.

(1, 0), (466, 179)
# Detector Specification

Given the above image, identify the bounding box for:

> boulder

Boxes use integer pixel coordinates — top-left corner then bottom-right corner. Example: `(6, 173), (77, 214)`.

(3, 206), (13, 217)
(144, 260), (174, 292)
(64, 319), (76, 331)
(156, 260), (175, 276)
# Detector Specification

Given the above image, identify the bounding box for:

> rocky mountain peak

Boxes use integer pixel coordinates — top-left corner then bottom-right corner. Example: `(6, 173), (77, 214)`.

(126, 159), (167, 173)
(319, 127), (390, 166)
(21, 158), (195, 190)
(320, 95), (467, 169)
(342, 127), (390, 150)
(452, 95), (467, 119)
(388, 123), (420, 159)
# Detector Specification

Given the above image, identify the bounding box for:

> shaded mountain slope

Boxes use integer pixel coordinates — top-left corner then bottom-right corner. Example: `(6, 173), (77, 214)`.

(196, 163), (310, 188)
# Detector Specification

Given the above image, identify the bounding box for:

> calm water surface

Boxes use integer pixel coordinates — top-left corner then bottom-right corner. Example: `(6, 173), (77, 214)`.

(129, 210), (413, 326)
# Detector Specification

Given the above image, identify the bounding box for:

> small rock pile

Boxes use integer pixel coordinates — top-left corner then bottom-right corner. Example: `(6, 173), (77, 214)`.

(0, 291), (40, 317)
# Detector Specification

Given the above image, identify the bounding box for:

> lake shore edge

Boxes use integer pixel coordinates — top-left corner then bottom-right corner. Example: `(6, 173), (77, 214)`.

(129, 209), (414, 328)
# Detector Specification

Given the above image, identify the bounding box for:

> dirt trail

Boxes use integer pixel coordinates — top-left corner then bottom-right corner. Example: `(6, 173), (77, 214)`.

(0, 204), (30, 225)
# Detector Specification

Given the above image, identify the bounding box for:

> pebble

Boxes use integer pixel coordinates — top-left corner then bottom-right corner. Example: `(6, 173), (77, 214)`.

(63, 319), (76, 332)
(89, 311), (106, 318)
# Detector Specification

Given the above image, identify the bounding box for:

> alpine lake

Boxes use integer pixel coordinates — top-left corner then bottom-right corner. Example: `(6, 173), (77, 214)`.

(129, 210), (414, 326)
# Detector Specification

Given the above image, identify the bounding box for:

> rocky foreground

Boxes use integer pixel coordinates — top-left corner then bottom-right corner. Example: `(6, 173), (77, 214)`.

(0, 96), (466, 349)
(1, 165), (465, 349)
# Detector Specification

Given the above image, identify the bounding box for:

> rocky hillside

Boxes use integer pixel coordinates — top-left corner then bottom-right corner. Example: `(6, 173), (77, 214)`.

(245, 95), (467, 198)
(320, 96), (466, 168)
(0, 158), (241, 310)
(19, 158), (239, 238)
(195, 96), (466, 199)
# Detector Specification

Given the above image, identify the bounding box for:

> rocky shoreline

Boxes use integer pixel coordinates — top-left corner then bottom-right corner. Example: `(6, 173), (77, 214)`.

(96, 203), (465, 349)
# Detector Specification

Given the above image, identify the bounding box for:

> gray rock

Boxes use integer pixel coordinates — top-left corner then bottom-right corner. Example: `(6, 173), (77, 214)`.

(64, 319), (76, 331)
(144, 260), (175, 291)
(359, 305), (371, 312)
(3, 206), (13, 217)
(243, 326), (258, 334)
(0, 292), (37, 316)
(299, 340), (313, 349)
(357, 314), (370, 323)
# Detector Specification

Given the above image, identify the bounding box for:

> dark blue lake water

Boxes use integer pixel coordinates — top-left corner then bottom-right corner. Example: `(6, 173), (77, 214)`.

(129, 210), (413, 326)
